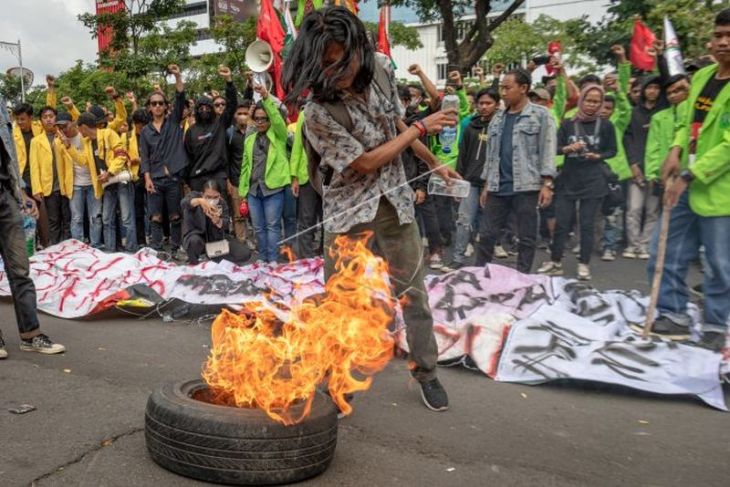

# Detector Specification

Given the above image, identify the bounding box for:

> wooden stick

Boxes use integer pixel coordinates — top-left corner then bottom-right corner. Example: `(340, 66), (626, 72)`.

(643, 186), (673, 338)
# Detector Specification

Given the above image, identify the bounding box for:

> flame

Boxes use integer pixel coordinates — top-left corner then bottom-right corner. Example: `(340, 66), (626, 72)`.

(280, 245), (297, 263)
(202, 232), (395, 425)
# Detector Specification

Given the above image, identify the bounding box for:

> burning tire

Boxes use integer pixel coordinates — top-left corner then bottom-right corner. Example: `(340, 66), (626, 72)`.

(145, 380), (337, 485)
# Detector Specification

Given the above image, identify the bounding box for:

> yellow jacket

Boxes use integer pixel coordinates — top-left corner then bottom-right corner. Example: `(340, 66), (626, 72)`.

(29, 132), (73, 197)
(120, 131), (141, 180)
(108, 97), (127, 133)
(12, 89), (60, 178)
(67, 128), (128, 199)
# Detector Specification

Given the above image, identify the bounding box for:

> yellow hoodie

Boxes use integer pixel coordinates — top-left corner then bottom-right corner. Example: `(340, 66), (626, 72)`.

(67, 128), (128, 199)
(29, 131), (73, 197)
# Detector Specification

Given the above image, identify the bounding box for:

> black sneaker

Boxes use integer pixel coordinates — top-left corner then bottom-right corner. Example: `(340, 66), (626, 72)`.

(420, 378), (449, 412)
(651, 316), (691, 340)
(697, 331), (727, 353)
(19, 334), (66, 355)
(689, 284), (704, 299)
(0, 331), (7, 359)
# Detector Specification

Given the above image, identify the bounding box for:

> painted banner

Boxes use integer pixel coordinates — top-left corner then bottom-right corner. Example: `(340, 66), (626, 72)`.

(0, 241), (727, 409)
(96, 0), (126, 54)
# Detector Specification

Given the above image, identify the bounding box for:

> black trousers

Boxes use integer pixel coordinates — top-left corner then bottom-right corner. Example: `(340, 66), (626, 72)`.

(415, 195), (443, 254)
(434, 195), (456, 242)
(551, 195), (603, 265)
(44, 190), (71, 245)
(0, 190), (41, 339)
(475, 191), (539, 273)
(134, 179), (147, 245)
(296, 182), (323, 258)
(185, 235), (251, 266)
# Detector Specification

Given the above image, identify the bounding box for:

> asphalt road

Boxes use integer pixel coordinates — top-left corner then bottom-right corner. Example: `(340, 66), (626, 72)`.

(1, 250), (728, 487)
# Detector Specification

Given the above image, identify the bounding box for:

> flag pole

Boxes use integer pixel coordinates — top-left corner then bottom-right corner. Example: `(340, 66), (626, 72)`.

(18, 39), (25, 102)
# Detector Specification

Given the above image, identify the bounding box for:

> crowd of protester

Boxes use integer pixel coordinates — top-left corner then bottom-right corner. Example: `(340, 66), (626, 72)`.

(2, 7), (729, 361)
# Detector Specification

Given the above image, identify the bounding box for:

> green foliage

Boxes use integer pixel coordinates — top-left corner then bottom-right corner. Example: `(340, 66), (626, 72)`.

(485, 17), (541, 66)
(49, 61), (145, 111)
(362, 21), (423, 50)
(0, 73), (24, 104)
(580, 0), (730, 66)
(208, 15), (258, 78)
(77, 0), (185, 54)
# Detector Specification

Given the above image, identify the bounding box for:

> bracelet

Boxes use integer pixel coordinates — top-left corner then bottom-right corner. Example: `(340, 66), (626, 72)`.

(413, 120), (427, 138)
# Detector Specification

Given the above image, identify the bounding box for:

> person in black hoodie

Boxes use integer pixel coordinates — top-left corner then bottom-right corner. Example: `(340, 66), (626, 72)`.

(184, 66), (238, 193)
(622, 74), (666, 259)
(444, 87), (500, 270)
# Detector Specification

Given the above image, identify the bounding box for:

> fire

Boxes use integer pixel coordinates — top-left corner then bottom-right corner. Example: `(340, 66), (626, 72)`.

(202, 232), (396, 425)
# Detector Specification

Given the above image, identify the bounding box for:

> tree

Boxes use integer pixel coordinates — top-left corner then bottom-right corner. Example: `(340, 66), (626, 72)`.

(580, 0), (730, 66)
(208, 15), (258, 78)
(0, 73), (23, 104)
(78, 0), (185, 56)
(390, 0), (527, 72)
(362, 21), (424, 50)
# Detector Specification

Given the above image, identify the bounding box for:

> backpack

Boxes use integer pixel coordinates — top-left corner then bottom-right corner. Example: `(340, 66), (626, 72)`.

(302, 61), (394, 195)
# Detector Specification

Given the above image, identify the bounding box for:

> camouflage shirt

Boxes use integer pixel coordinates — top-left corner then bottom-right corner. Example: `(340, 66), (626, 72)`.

(304, 53), (413, 234)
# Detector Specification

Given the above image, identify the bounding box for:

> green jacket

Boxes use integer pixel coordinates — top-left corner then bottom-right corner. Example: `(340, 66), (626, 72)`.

(289, 115), (308, 185)
(238, 97), (291, 198)
(644, 102), (688, 181)
(604, 61), (633, 180)
(673, 64), (730, 217)
(429, 87), (470, 170)
(551, 73), (567, 125)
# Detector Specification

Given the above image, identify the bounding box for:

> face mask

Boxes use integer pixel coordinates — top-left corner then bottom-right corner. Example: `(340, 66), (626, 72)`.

(205, 197), (220, 207)
(409, 97), (421, 108)
(236, 115), (247, 124)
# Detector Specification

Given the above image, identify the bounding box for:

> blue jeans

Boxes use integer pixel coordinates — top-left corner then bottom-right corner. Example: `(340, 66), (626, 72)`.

(70, 185), (102, 248)
(648, 192), (730, 332)
(103, 183), (137, 252)
(282, 185), (298, 241)
(602, 205), (624, 252)
(248, 189), (284, 263)
(452, 185), (480, 264)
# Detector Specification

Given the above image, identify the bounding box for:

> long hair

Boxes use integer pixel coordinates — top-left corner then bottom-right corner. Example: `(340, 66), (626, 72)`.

(282, 6), (374, 105)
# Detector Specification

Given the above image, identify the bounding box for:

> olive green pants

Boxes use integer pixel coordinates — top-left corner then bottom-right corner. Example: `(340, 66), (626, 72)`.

(324, 198), (438, 382)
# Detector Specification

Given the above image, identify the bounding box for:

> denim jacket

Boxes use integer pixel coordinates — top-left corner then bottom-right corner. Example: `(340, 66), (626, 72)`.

(1, 97), (24, 204)
(480, 102), (557, 193)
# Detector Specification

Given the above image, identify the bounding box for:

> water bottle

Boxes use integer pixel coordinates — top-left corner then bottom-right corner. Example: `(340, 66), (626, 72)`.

(427, 174), (470, 199)
(23, 210), (36, 257)
(439, 94), (459, 154)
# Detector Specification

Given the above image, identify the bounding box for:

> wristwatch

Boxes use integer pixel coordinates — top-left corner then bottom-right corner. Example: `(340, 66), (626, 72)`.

(679, 169), (695, 183)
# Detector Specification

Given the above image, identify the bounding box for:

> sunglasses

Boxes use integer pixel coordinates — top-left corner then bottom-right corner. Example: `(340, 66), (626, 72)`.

(253, 116), (269, 123)
(214, 102), (226, 108)
(149, 101), (166, 107)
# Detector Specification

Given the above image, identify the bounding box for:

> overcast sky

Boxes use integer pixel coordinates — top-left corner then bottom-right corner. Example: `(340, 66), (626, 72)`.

(0, 0), (97, 85)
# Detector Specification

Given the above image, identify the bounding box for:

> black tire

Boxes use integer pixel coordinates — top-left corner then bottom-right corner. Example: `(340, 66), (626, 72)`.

(145, 379), (338, 485)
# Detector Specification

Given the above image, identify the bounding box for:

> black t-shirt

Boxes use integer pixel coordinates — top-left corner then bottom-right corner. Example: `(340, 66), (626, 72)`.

(690, 76), (730, 154)
(91, 138), (108, 174)
(693, 76), (730, 124)
(21, 129), (33, 183)
(556, 118), (617, 199)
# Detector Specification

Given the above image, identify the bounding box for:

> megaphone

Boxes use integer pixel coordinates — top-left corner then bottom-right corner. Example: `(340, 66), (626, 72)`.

(245, 40), (274, 73)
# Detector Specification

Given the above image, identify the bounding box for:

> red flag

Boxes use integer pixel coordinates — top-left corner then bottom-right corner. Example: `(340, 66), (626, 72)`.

(256, 0), (286, 99)
(377, 4), (391, 58)
(545, 40), (561, 76)
(630, 19), (657, 71)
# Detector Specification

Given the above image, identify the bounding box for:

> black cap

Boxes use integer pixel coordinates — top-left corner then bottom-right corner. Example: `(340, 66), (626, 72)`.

(88, 105), (107, 124)
(196, 96), (213, 107)
(55, 112), (73, 125)
(77, 112), (98, 128)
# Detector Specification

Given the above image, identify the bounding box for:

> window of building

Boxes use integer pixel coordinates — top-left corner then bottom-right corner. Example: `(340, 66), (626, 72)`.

(437, 63), (448, 81)
(166, 1), (208, 20)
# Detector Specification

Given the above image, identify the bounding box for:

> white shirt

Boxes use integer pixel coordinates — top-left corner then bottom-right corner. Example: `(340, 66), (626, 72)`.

(71, 133), (92, 187)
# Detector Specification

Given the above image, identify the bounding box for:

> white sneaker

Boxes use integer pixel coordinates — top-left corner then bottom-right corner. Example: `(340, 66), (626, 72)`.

(577, 263), (592, 281)
(537, 261), (563, 276)
(19, 334), (65, 355)
(637, 249), (650, 259)
(572, 244), (581, 255)
(622, 249), (637, 259)
(464, 243), (474, 257)
(494, 245), (509, 259)
(421, 237), (429, 247)
(429, 253), (443, 270)
(601, 249), (616, 261)
(0, 332), (7, 359)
